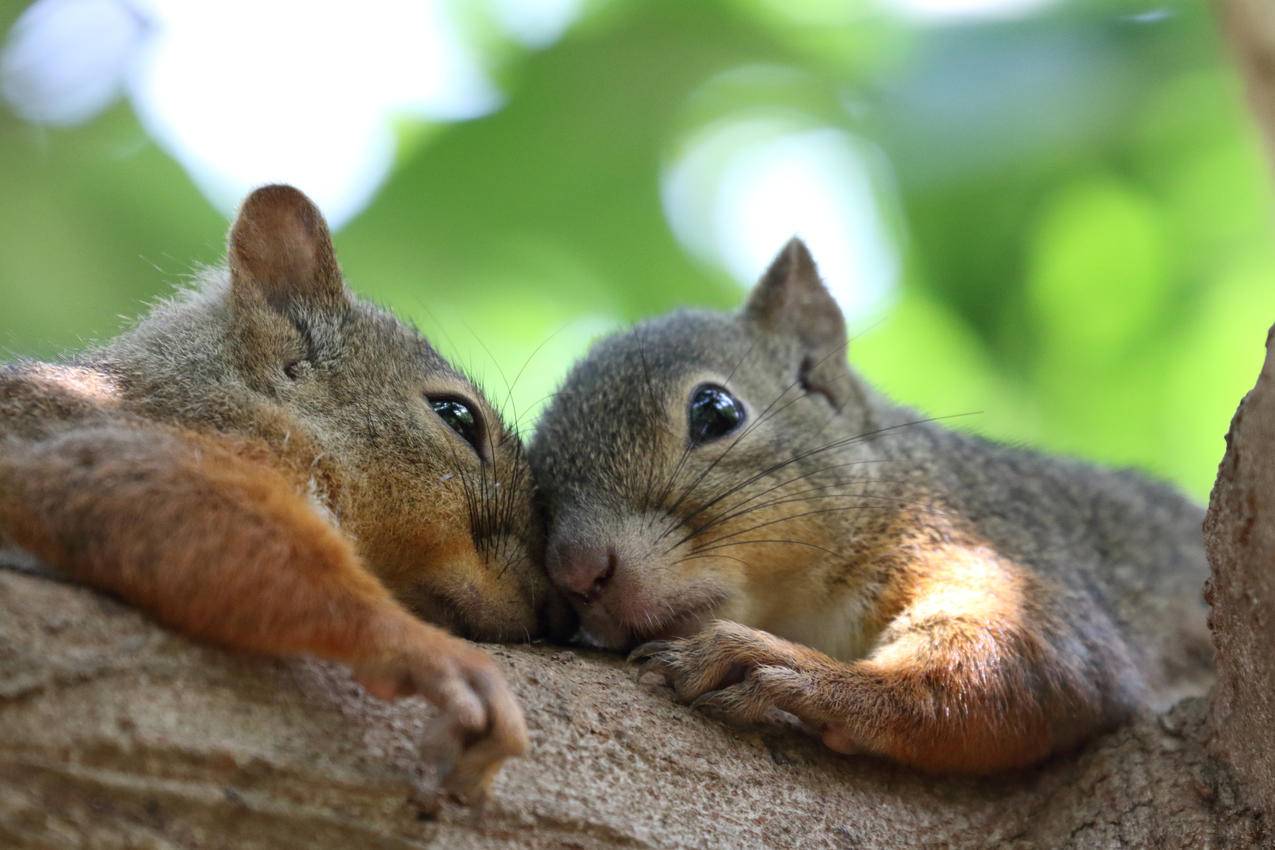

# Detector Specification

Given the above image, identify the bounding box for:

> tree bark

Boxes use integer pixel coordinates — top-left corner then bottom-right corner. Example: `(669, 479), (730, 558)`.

(1205, 327), (1275, 824)
(0, 563), (1263, 850)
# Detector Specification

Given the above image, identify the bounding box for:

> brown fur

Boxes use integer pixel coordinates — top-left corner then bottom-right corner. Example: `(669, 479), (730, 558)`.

(531, 239), (1211, 775)
(0, 185), (571, 800)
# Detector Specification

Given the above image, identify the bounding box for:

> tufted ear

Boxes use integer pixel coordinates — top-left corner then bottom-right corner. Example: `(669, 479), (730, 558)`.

(744, 238), (851, 408)
(744, 238), (847, 354)
(228, 184), (346, 313)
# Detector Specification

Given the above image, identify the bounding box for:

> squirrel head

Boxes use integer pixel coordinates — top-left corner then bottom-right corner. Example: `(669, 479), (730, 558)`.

(530, 239), (872, 649)
(131, 185), (572, 641)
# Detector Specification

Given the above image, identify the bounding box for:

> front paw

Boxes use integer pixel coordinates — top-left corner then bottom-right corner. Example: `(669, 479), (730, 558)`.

(628, 620), (801, 705)
(354, 614), (527, 804)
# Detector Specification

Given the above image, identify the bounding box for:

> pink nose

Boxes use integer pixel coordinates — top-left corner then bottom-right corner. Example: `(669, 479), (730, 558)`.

(550, 544), (617, 603)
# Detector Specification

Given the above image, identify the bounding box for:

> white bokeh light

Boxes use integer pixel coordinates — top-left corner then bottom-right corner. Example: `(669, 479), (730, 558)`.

(662, 117), (900, 322)
(488, 0), (583, 48)
(886, 0), (1057, 21)
(2, 0), (503, 228)
(1, 0), (143, 125)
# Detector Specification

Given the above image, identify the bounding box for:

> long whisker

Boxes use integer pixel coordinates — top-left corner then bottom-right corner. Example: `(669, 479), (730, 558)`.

(460, 318), (516, 427)
(687, 504), (882, 552)
(689, 501), (955, 560)
(634, 330), (665, 516)
(508, 322), (572, 414)
(671, 413), (976, 538)
(653, 383), (803, 540)
(688, 537), (842, 558)
(686, 459), (892, 535)
(657, 340), (858, 537)
(693, 498), (952, 554)
(674, 482), (927, 550)
(669, 553), (753, 569)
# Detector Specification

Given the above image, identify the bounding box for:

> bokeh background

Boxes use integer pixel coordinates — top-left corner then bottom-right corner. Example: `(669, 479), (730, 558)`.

(1, 0), (1271, 498)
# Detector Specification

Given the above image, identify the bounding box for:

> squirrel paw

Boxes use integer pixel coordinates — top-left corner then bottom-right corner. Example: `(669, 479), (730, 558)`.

(354, 622), (528, 804)
(629, 620), (816, 726)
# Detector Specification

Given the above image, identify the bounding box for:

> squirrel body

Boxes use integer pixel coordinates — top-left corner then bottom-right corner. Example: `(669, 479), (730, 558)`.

(0, 185), (570, 799)
(530, 239), (1212, 774)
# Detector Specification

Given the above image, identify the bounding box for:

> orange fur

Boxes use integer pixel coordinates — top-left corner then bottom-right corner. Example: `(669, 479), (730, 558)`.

(0, 422), (526, 796)
(633, 521), (1114, 775)
(0, 185), (556, 802)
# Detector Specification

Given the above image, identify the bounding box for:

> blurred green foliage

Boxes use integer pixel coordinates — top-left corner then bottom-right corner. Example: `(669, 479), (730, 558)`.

(1, 0), (1271, 498)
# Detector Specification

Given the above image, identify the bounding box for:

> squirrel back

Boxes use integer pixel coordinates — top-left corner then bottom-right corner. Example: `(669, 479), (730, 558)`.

(530, 238), (1210, 772)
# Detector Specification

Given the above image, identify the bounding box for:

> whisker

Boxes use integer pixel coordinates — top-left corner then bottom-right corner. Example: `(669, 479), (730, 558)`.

(689, 505), (874, 552)
(460, 318), (516, 427)
(507, 321), (573, 416)
(688, 502), (953, 559)
(654, 381), (804, 540)
(669, 413), (976, 536)
(688, 459), (894, 533)
(674, 483), (928, 550)
(634, 330), (662, 516)
(657, 339), (862, 537)
(652, 341), (759, 519)
(670, 553), (753, 569)
(689, 538), (842, 558)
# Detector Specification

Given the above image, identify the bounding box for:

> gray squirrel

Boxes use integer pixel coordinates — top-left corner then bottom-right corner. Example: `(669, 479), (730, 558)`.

(529, 239), (1212, 773)
(0, 185), (572, 800)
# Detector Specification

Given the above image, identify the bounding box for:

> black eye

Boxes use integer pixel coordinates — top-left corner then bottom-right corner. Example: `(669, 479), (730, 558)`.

(688, 384), (745, 444)
(430, 397), (482, 454)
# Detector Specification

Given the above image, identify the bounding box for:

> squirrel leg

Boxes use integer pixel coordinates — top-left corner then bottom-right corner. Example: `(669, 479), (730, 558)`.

(0, 425), (526, 801)
(632, 613), (1111, 774)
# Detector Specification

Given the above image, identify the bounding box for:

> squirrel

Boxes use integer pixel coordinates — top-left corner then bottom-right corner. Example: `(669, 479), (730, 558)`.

(0, 184), (573, 800)
(528, 238), (1213, 774)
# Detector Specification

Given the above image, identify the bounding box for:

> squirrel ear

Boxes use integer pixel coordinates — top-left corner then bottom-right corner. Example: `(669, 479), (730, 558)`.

(744, 237), (846, 353)
(744, 238), (852, 409)
(228, 185), (345, 312)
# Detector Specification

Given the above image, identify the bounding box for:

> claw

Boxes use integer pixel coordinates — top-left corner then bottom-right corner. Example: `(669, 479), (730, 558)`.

(689, 686), (750, 722)
(630, 640), (681, 686)
(690, 681), (771, 725)
(689, 690), (722, 713)
(627, 640), (672, 664)
(636, 652), (676, 681)
(442, 757), (500, 805)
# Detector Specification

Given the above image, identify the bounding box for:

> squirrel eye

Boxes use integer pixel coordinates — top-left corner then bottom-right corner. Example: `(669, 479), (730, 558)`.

(429, 397), (482, 454)
(688, 384), (745, 444)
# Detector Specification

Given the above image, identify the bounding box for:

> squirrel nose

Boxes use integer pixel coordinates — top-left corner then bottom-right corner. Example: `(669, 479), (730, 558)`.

(550, 544), (617, 604)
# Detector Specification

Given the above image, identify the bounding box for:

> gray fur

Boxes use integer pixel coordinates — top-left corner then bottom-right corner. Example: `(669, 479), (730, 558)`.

(2, 265), (567, 641)
(531, 242), (1211, 714)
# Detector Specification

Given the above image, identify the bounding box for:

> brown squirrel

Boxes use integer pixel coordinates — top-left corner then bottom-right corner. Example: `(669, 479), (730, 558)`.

(0, 185), (572, 800)
(529, 239), (1213, 774)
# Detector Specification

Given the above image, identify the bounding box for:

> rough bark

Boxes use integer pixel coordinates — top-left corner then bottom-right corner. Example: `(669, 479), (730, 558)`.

(1205, 326), (1275, 823)
(0, 566), (1256, 850)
